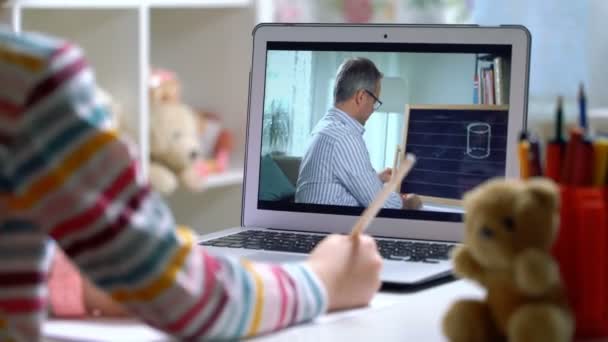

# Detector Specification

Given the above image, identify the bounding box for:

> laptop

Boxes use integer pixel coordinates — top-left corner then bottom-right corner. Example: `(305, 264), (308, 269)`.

(199, 23), (530, 287)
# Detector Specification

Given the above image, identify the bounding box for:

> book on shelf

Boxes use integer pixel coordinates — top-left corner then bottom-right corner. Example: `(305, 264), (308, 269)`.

(482, 65), (495, 105)
(474, 54), (510, 105)
(473, 57), (480, 104)
(493, 56), (510, 105)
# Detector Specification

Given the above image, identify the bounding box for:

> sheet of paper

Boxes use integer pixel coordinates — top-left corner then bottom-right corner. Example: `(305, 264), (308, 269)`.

(313, 292), (406, 324)
(43, 295), (402, 341)
(43, 318), (171, 342)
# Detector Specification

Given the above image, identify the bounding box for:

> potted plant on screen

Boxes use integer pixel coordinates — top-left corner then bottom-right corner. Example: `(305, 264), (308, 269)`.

(263, 100), (291, 156)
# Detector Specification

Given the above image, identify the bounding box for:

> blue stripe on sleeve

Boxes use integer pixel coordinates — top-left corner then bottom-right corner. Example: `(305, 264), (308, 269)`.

(299, 266), (324, 317)
(233, 263), (253, 336)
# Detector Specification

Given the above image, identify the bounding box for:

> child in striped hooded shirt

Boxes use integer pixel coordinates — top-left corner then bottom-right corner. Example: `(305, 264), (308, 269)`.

(0, 11), (383, 342)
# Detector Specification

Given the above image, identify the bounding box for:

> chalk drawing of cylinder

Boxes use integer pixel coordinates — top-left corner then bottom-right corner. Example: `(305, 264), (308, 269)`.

(466, 122), (491, 159)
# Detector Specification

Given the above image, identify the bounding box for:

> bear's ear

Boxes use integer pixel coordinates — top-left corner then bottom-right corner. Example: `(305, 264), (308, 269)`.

(462, 178), (503, 210)
(521, 178), (559, 212)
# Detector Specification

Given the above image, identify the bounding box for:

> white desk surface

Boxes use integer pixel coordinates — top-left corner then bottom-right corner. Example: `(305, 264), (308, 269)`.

(44, 280), (482, 342)
(43, 280), (608, 342)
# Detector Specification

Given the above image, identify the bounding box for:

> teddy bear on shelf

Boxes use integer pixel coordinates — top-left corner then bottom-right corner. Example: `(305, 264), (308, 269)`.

(150, 67), (234, 178)
(442, 178), (573, 342)
(150, 67), (181, 104)
(148, 102), (206, 195)
(147, 68), (207, 195)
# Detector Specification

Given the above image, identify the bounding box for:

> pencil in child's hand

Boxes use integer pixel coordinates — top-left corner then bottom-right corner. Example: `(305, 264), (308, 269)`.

(350, 154), (416, 237)
(392, 145), (401, 182)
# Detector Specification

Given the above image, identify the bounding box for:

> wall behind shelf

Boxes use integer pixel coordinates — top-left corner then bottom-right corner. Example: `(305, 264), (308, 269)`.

(0, 8), (11, 26)
(166, 183), (244, 234)
(21, 9), (141, 123)
(150, 7), (254, 166)
(12, 4), (255, 233)
(152, 6), (255, 232)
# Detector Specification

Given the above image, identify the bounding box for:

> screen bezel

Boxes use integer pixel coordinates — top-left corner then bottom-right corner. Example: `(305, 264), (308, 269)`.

(243, 23), (530, 242)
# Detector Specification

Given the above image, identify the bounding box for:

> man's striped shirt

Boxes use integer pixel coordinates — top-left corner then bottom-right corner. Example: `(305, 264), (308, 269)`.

(295, 107), (402, 209)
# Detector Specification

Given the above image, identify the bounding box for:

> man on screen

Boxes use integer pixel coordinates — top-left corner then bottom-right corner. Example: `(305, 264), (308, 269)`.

(295, 57), (421, 210)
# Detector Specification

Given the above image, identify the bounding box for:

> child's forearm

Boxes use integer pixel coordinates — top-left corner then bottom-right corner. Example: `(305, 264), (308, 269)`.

(50, 225), (327, 339)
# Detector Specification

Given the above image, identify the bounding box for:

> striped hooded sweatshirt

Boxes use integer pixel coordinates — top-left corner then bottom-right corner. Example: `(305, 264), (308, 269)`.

(0, 27), (326, 341)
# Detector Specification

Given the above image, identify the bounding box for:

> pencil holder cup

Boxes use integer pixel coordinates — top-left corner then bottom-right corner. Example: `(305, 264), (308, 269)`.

(552, 186), (608, 338)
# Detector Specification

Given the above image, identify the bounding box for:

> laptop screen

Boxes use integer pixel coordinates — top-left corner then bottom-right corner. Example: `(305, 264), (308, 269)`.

(257, 41), (512, 223)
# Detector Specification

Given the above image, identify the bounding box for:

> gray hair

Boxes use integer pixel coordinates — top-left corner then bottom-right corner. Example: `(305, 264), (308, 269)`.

(333, 57), (383, 104)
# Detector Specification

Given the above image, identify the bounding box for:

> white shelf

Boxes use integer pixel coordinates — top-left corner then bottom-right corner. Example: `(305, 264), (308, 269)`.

(148, 0), (250, 8)
(10, 1), (252, 226)
(11, 0), (250, 9)
(204, 168), (244, 189)
(12, 0), (139, 8)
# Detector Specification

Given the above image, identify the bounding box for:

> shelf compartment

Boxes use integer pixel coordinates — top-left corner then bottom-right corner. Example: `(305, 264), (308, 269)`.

(12, 0), (251, 9)
(204, 168), (243, 189)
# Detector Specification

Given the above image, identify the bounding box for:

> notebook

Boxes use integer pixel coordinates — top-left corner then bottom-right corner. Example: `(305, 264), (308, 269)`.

(199, 23), (530, 287)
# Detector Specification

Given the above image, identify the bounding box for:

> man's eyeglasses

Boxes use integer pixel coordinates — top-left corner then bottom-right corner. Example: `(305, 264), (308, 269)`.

(363, 89), (382, 111)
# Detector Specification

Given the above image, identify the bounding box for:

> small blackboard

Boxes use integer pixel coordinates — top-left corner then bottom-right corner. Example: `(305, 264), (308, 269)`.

(400, 104), (509, 201)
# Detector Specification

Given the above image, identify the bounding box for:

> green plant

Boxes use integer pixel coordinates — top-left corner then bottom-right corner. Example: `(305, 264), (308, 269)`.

(409, 0), (443, 9)
(264, 100), (291, 154)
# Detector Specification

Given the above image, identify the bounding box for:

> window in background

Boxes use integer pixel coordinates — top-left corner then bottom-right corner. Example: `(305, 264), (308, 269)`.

(261, 0), (608, 134)
(263, 50), (313, 156)
(474, 1), (589, 100)
(472, 0), (591, 121)
(264, 50), (408, 172)
(264, 0), (472, 24)
(472, 0), (608, 136)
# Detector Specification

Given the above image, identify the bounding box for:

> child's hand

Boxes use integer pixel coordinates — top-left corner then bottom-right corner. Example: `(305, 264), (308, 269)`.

(83, 277), (130, 317)
(49, 247), (129, 318)
(307, 234), (382, 311)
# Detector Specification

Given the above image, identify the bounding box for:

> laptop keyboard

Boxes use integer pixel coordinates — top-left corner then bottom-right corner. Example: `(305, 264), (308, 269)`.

(200, 230), (457, 264)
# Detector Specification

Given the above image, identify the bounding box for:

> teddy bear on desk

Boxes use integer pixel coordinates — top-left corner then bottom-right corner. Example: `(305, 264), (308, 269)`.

(442, 178), (573, 342)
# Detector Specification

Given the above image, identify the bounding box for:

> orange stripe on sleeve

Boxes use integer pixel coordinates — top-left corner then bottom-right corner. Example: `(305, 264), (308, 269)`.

(0, 48), (45, 72)
(9, 131), (116, 210)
